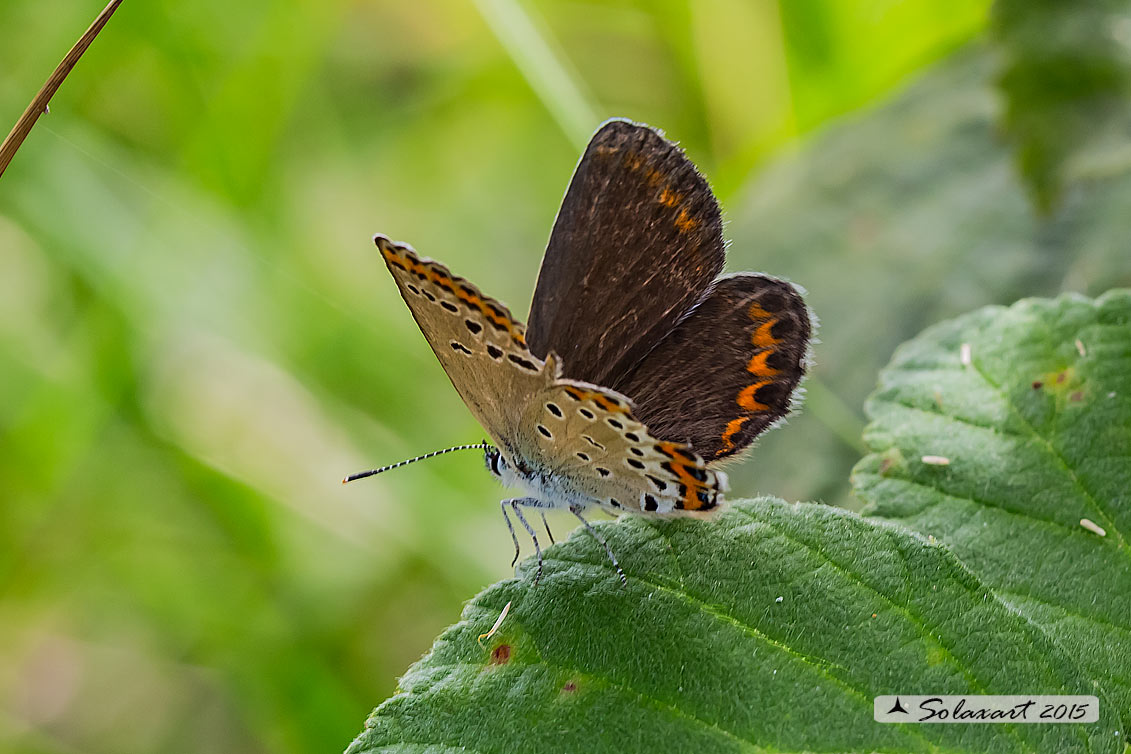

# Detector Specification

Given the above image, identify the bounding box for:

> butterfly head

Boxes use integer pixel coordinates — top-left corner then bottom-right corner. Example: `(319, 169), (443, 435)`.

(484, 445), (527, 490)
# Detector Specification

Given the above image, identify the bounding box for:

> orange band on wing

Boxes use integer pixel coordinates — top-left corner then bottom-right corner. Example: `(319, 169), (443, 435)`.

(751, 319), (780, 349)
(718, 417), (750, 455)
(746, 350), (779, 377)
(716, 295), (792, 457)
(675, 207), (698, 233)
(748, 301), (773, 320)
(737, 381), (771, 412)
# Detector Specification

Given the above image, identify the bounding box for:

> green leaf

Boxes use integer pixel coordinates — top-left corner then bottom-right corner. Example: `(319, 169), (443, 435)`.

(726, 44), (1131, 511)
(347, 498), (1121, 753)
(854, 289), (1131, 730)
(991, 0), (1131, 213)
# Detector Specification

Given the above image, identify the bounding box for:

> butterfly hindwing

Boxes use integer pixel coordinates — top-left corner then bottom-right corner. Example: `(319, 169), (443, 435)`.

(519, 371), (727, 515)
(376, 235), (553, 446)
(526, 119), (725, 386)
(611, 274), (811, 460)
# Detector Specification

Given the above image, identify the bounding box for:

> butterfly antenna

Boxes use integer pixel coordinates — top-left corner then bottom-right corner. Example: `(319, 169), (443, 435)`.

(342, 442), (492, 483)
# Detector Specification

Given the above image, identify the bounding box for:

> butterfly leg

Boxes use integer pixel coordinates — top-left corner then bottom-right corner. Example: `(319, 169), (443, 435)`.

(570, 506), (627, 587)
(540, 513), (555, 545)
(509, 500), (544, 586)
(500, 499), (522, 568)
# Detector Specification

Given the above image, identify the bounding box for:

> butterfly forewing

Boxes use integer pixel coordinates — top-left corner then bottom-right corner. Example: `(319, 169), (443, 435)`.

(376, 235), (553, 446)
(526, 119), (725, 386)
(612, 274), (811, 460)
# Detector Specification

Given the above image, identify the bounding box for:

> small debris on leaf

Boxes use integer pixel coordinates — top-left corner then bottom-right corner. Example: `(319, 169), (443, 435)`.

(1080, 518), (1106, 537)
(477, 601), (512, 647)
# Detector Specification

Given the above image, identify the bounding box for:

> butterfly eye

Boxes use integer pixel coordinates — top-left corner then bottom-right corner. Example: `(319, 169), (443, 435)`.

(484, 448), (502, 476)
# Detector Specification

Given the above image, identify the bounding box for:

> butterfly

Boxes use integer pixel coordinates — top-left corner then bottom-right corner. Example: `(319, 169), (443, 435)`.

(368, 119), (811, 585)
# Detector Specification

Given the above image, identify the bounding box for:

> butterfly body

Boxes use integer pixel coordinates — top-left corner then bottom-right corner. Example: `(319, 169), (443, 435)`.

(372, 119), (811, 583)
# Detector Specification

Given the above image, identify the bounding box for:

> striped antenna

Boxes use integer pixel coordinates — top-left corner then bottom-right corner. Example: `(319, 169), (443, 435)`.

(342, 442), (492, 484)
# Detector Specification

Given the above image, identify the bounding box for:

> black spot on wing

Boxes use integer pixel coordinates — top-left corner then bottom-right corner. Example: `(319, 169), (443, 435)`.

(754, 381), (789, 406)
(770, 317), (797, 339)
(508, 354), (539, 372)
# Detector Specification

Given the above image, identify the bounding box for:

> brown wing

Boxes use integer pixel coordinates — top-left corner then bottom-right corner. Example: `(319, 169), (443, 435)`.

(526, 119), (725, 386)
(610, 274), (811, 461)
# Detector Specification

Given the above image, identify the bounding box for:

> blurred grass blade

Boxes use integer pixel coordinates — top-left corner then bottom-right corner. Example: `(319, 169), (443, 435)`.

(0, 0), (124, 179)
(472, 0), (597, 148)
(803, 376), (868, 454)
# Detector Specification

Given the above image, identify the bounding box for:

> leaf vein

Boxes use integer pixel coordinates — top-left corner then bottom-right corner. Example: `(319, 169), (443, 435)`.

(861, 472), (1111, 542)
(540, 553), (949, 754)
(737, 511), (1043, 754)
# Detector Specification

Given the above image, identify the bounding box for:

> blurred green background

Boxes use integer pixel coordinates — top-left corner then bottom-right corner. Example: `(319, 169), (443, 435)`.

(4, 1), (1131, 752)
